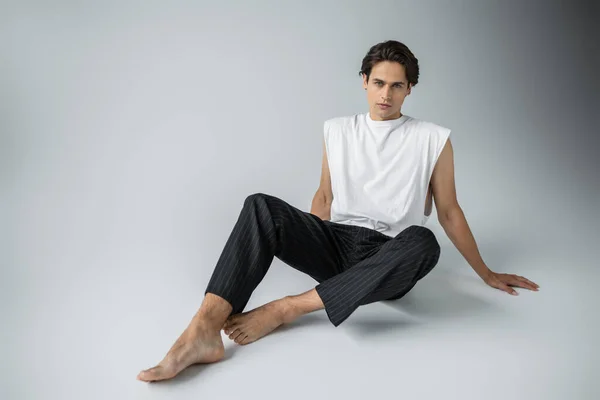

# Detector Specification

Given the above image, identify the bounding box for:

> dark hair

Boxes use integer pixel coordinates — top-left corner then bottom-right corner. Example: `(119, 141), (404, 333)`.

(359, 40), (420, 87)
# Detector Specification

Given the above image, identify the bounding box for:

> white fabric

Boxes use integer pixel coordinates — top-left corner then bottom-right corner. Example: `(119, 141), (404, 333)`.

(324, 112), (451, 238)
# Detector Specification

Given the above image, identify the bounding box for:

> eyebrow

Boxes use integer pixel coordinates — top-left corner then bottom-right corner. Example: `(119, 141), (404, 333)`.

(372, 78), (405, 85)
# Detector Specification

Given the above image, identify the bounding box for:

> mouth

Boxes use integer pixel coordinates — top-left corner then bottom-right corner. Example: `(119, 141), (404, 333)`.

(377, 103), (391, 108)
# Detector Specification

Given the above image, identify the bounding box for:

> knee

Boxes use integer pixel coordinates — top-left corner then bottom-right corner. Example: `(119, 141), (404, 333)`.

(401, 225), (438, 242)
(396, 225), (440, 256)
(405, 224), (432, 235)
(243, 192), (269, 207)
(242, 193), (282, 221)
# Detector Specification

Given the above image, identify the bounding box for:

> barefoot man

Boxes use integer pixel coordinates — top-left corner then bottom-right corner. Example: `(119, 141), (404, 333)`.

(137, 40), (539, 382)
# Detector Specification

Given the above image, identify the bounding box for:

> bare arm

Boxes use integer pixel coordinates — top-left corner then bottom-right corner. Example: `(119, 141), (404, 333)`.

(431, 139), (539, 294)
(310, 190), (331, 220)
(310, 137), (333, 220)
(431, 139), (491, 278)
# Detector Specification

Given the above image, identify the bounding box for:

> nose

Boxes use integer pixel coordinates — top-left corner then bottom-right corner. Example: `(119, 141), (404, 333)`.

(381, 89), (391, 101)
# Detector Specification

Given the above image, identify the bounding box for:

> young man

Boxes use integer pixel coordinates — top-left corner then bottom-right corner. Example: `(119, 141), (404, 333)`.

(137, 40), (539, 383)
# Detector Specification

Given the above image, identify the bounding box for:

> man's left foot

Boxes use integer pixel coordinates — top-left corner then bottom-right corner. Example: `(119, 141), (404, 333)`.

(223, 299), (294, 345)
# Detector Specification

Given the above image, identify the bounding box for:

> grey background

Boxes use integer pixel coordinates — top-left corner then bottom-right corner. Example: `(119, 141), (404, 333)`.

(1, 0), (598, 399)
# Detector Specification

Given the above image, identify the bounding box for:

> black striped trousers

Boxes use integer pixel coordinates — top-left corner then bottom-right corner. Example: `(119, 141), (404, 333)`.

(205, 193), (441, 327)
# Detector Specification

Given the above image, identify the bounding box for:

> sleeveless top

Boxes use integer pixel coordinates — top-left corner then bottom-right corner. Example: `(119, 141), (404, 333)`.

(324, 112), (451, 238)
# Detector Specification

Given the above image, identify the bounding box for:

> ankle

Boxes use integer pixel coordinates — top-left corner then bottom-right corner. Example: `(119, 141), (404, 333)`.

(190, 312), (227, 334)
(192, 293), (233, 330)
(278, 296), (299, 324)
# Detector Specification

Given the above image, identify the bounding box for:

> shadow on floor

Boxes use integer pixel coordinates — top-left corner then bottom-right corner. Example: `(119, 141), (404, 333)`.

(343, 268), (500, 339)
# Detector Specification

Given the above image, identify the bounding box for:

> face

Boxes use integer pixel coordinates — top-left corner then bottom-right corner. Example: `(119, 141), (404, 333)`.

(362, 61), (412, 121)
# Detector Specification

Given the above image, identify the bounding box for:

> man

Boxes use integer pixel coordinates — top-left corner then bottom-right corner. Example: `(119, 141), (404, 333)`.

(137, 40), (539, 383)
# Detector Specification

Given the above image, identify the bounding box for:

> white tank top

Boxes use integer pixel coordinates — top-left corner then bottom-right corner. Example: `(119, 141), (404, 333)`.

(324, 112), (451, 238)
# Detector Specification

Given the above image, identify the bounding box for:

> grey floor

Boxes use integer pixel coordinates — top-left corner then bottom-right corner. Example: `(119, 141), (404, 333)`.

(2, 1), (597, 399)
(4, 221), (597, 400)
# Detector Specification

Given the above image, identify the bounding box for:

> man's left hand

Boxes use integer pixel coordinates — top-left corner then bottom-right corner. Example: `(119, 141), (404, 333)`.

(482, 271), (539, 295)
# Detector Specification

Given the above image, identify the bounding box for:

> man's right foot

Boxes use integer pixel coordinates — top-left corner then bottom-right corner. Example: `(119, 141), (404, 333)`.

(137, 323), (225, 382)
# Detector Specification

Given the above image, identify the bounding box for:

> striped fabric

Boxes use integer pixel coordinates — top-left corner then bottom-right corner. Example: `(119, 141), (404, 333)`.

(205, 193), (441, 327)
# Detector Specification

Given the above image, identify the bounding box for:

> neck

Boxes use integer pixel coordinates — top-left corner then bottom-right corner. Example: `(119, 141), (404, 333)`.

(369, 110), (403, 121)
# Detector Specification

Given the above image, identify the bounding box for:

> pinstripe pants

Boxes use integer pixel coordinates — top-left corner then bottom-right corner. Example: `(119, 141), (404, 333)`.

(205, 193), (441, 327)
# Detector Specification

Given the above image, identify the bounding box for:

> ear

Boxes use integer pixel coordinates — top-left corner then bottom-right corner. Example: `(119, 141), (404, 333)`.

(406, 84), (412, 95)
(362, 73), (368, 90)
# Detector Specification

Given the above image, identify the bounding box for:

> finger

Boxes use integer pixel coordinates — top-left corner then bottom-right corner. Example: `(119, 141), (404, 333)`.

(507, 275), (529, 288)
(513, 276), (538, 291)
(509, 274), (538, 289)
(490, 278), (518, 295)
(520, 276), (539, 289)
(500, 282), (519, 295)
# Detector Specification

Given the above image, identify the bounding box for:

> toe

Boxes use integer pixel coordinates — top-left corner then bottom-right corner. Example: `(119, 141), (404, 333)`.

(228, 328), (241, 341)
(234, 332), (247, 344)
(224, 318), (242, 334)
(237, 334), (250, 345)
(224, 324), (237, 335)
(231, 328), (246, 342)
(239, 336), (251, 345)
(138, 366), (161, 381)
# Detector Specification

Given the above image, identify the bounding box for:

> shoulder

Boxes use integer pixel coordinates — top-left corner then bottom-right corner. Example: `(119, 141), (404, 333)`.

(324, 113), (364, 131)
(405, 115), (451, 138)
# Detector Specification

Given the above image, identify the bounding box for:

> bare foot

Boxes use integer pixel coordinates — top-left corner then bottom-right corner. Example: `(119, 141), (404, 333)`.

(222, 299), (295, 345)
(137, 324), (224, 382)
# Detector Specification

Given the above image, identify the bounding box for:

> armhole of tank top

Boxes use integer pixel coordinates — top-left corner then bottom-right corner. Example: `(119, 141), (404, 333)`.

(423, 128), (452, 221)
(323, 120), (336, 205)
(323, 120), (329, 157)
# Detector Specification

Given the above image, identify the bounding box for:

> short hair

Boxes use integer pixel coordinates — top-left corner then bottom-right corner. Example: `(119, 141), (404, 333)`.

(358, 40), (420, 87)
